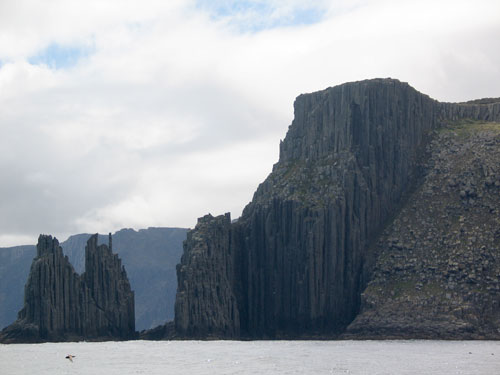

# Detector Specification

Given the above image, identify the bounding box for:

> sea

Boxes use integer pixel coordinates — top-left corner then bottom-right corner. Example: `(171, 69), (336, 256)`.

(1, 340), (499, 374)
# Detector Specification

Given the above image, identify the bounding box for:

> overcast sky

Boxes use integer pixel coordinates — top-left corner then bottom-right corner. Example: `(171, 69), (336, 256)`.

(0, 0), (499, 246)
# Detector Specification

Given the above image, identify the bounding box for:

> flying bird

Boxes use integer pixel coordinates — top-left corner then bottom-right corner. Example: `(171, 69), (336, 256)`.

(66, 354), (75, 362)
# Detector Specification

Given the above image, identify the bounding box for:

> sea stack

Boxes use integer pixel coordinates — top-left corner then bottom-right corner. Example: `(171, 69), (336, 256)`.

(0, 234), (135, 343)
(83, 234), (135, 338)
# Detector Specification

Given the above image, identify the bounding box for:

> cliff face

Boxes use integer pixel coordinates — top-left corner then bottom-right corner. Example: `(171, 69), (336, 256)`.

(0, 234), (135, 343)
(174, 78), (500, 338)
(175, 214), (239, 338)
(52, 227), (186, 330)
(83, 234), (135, 338)
(234, 79), (438, 337)
(7, 236), (83, 341)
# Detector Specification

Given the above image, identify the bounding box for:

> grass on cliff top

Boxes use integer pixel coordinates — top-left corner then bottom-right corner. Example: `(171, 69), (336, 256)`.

(440, 120), (500, 138)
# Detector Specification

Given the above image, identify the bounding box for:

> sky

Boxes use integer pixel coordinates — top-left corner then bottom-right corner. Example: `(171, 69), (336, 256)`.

(0, 0), (499, 246)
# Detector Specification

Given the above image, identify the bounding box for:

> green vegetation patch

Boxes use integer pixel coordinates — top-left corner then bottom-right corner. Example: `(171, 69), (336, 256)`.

(371, 279), (447, 301)
(391, 279), (418, 298)
(421, 281), (445, 296)
(439, 120), (500, 138)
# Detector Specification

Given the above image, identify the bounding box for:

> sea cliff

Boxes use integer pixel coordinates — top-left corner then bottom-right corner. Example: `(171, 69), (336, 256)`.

(174, 78), (500, 339)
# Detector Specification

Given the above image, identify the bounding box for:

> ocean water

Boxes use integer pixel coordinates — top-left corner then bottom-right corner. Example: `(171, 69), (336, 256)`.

(1, 340), (499, 374)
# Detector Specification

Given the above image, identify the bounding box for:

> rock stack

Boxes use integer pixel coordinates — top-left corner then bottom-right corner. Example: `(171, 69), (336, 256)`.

(83, 234), (135, 338)
(0, 234), (135, 343)
(174, 78), (500, 339)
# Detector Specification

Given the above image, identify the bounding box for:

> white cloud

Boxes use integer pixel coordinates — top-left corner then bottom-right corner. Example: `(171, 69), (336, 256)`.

(0, 0), (499, 245)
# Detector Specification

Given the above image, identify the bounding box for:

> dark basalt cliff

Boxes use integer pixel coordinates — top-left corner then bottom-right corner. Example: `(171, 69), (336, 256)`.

(83, 234), (135, 338)
(175, 214), (240, 337)
(174, 78), (500, 339)
(61, 228), (186, 330)
(0, 234), (134, 343)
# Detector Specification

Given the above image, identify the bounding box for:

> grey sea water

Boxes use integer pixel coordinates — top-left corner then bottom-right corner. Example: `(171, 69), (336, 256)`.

(1, 340), (499, 374)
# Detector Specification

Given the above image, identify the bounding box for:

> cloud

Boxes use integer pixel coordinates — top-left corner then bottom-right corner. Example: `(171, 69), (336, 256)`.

(0, 0), (499, 245)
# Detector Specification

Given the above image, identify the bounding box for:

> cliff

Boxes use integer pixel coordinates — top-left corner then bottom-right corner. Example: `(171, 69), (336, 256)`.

(174, 78), (500, 339)
(175, 214), (240, 338)
(0, 234), (135, 343)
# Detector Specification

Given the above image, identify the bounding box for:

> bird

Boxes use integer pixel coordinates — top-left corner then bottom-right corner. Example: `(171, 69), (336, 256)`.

(66, 354), (76, 362)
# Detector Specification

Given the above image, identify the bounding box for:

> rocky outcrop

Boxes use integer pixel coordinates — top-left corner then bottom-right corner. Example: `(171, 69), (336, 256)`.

(83, 234), (135, 338)
(0, 236), (83, 342)
(174, 78), (500, 339)
(61, 227), (187, 330)
(0, 227), (186, 332)
(345, 120), (500, 339)
(0, 234), (135, 343)
(175, 214), (239, 338)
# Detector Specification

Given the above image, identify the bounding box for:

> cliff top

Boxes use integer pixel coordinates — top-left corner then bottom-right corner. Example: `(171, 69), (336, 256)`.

(462, 98), (500, 105)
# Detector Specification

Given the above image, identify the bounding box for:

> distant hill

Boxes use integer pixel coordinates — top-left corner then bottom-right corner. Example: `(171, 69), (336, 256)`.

(0, 227), (187, 331)
(0, 245), (35, 330)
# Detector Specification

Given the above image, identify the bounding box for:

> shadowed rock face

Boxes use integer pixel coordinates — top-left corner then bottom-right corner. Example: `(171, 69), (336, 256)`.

(174, 78), (500, 339)
(10, 236), (83, 341)
(175, 213), (239, 338)
(83, 234), (135, 338)
(0, 234), (134, 343)
(61, 227), (187, 330)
